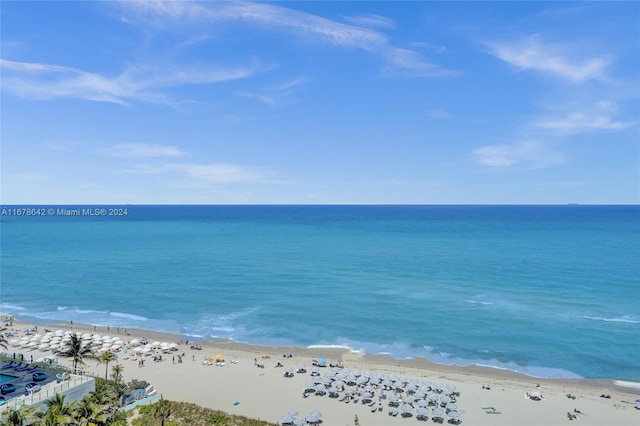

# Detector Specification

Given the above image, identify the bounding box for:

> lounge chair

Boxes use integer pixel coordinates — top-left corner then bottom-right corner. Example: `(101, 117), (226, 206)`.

(2, 362), (15, 369)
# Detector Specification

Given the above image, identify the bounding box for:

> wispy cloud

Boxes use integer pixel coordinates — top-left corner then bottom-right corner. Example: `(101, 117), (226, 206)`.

(342, 13), (395, 29)
(427, 109), (453, 119)
(474, 140), (564, 169)
(101, 143), (189, 158)
(486, 35), (610, 83)
(0, 58), (269, 105)
(237, 76), (308, 106)
(122, 1), (454, 78)
(532, 100), (637, 134)
(122, 161), (273, 185)
(169, 163), (264, 183)
(535, 112), (637, 133)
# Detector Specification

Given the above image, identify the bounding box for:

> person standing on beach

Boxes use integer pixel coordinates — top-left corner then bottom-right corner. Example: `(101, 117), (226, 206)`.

(354, 414), (359, 425)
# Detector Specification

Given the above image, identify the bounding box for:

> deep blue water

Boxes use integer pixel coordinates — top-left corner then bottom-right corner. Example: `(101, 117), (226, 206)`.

(1, 205), (639, 380)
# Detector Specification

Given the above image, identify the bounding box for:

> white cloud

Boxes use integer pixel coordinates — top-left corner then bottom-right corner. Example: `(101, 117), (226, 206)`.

(122, 1), (454, 78)
(342, 14), (396, 29)
(427, 109), (453, 119)
(168, 163), (263, 183)
(101, 143), (188, 158)
(121, 161), (270, 185)
(533, 101), (637, 134)
(486, 35), (610, 82)
(0, 59), (269, 105)
(474, 140), (564, 169)
(535, 112), (637, 133)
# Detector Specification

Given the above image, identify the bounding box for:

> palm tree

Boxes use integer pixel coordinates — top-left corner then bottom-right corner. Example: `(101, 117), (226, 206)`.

(111, 363), (124, 383)
(44, 393), (73, 419)
(98, 350), (117, 380)
(153, 396), (171, 426)
(57, 334), (96, 373)
(72, 397), (98, 426)
(0, 406), (34, 426)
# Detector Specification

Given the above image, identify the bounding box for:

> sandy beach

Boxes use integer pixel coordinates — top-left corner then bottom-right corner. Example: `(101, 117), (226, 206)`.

(3, 317), (639, 426)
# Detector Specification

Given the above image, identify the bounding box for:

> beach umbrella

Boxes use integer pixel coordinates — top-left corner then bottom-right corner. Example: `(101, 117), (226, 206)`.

(403, 395), (416, 404)
(309, 411), (322, 418)
(448, 411), (460, 419)
(305, 415), (320, 424)
(129, 339), (140, 346)
(416, 407), (429, 416)
(446, 403), (458, 411)
(440, 395), (451, 404)
(316, 357), (327, 367)
(333, 380), (345, 388)
(401, 404), (414, 416)
(297, 364), (307, 372)
(281, 415), (294, 425)
(293, 420), (305, 426)
(432, 408), (443, 416)
(356, 376), (368, 385)
(416, 399), (428, 407)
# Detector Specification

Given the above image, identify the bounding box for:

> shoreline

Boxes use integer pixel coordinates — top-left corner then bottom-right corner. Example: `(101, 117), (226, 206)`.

(3, 315), (639, 425)
(7, 315), (640, 392)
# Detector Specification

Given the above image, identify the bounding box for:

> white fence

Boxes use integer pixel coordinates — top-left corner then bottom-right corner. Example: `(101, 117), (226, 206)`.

(0, 375), (95, 414)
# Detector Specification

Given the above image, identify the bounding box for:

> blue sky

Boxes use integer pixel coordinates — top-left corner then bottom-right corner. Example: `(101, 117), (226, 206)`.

(1, 1), (638, 204)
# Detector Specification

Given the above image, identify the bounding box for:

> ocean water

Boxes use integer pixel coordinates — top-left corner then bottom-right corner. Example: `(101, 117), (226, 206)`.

(1, 205), (639, 381)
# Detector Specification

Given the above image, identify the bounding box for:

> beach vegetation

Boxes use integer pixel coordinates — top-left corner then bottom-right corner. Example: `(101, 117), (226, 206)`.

(38, 393), (74, 424)
(132, 400), (277, 426)
(57, 334), (97, 373)
(0, 405), (36, 426)
(98, 351), (118, 380)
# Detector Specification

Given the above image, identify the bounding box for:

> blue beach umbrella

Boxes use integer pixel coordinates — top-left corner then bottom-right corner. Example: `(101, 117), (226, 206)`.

(317, 358), (327, 367)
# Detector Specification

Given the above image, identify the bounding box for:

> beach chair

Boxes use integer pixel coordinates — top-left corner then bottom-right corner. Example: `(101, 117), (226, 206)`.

(1, 362), (15, 370)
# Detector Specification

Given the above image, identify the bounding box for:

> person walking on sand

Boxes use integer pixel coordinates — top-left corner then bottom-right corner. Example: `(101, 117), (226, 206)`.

(354, 414), (360, 426)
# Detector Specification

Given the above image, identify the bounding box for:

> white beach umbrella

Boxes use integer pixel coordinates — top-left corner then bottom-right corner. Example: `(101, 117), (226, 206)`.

(440, 395), (452, 404)
(151, 341), (161, 348)
(169, 343), (178, 349)
(447, 411), (460, 419)
(129, 339), (140, 346)
(403, 395), (416, 404)
(416, 407), (429, 416)
(446, 403), (458, 411)
(401, 404), (414, 414)
(280, 415), (295, 425)
(133, 347), (143, 353)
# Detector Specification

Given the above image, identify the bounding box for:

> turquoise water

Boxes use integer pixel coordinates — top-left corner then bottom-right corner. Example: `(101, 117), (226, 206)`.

(1, 205), (639, 380)
(0, 374), (18, 384)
